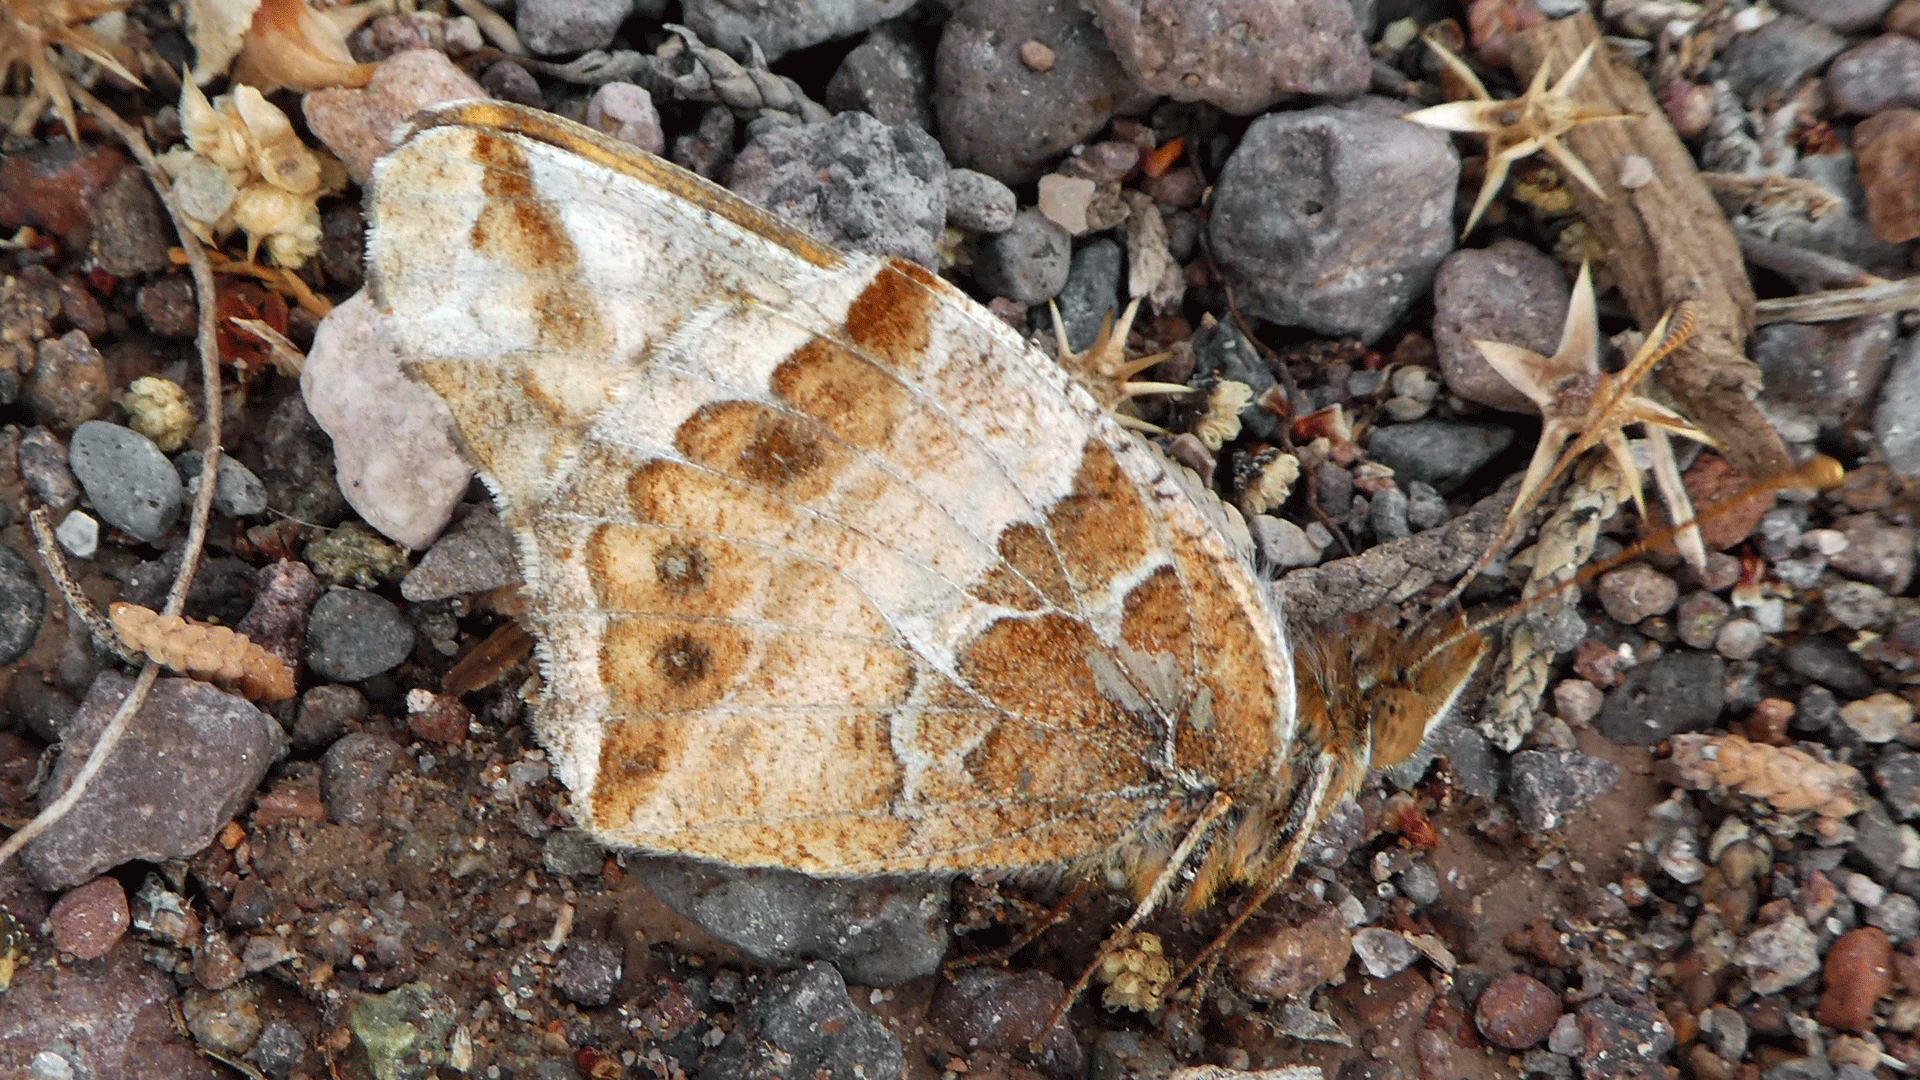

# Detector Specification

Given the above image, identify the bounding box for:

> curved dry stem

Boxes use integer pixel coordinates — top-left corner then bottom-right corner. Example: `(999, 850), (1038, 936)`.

(0, 83), (229, 873)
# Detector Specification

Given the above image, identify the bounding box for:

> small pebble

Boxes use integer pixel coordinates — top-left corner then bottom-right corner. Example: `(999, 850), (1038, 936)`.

(1734, 914), (1821, 994)
(67, 421), (183, 543)
(1552, 679), (1603, 725)
(1595, 563), (1679, 624)
(584, 83), (664, 156)
(1715, 618), (1763, 660)
(176, 453), (270, 518)
(305, 587), (415, 682)
(49, 876), (129, 959)
(1841, 693), (1913, 743)
(54, 511), (97, 559)
(1814, 926), (1892, 1032)
(1352, 927), (1417, 977)
(1477, 972), (1562, 1049)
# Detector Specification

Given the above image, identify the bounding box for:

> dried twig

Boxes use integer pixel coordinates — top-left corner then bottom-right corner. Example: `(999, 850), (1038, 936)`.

(0, 84), (228, 871)
(1753, 278), (1920, 325)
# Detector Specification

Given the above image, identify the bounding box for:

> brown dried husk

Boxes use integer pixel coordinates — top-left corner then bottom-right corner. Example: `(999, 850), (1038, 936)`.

(110, 601), (296, 702)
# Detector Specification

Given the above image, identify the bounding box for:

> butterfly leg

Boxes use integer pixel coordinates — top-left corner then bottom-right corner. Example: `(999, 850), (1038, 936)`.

(1031, 790), (1235, 1051)
(941, 877), (1094, 975)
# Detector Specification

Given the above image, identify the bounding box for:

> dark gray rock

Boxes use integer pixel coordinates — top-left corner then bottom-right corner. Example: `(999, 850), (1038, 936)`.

(825, 19), (933, 130)
(68, 420), (182, 543)
(292, 684), (366, 751)
(1854, 799), (1910, 881)
(699, 962), (904, 1080)
(1370, 486), (1410, 540)
(1595, 653), (1726, 745)
(944, 168), (1017, 233)
(639, 858), (949, 987)
(175, 452), (270, 518)
(1780, 0), (1895, 32)
(928, 966), (1082, 1077)
(1366, 421), (1514, 493)
(1785, 637), (1877, 699)
(1574, 993), (1676, 1080)
(1755, 316), (1898, 427)
(306, 588), (414, 682)
(23, 672), (287, 890)
(935, 0), (1156, 183)
(0, 545), (44, 667)
(973, 209), (1072, 303)
(1049, 238), (1124, 352)
(730, 110), (947, 268)
(1509, 750), (1622, 832)
(1877, 749), (1920, 820)
(1211, 99), (1457, 342)
(685, 0), (917, 62)
(257, 395), (349, 528)
(1085, 0), (1369, 114)
(543, 829), (605, 878)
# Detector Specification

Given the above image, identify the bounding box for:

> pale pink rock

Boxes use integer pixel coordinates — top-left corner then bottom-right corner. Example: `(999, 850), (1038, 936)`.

(303, 50), (486, 184)
(302, 291), (470, 550)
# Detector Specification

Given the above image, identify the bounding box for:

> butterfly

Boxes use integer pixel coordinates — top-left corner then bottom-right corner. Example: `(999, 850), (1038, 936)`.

(366, 99), (1494, 1017)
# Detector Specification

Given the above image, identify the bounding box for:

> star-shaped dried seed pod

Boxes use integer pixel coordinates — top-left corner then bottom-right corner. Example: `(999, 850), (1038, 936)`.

(1470, 261), (1715, 568)
(1050, 297), (1190, 432)
(1404, 36), (1638, 237)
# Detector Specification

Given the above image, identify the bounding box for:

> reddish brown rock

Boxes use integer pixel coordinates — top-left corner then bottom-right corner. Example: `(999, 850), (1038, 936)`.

(49, 876), (129, 959)
(1476, 971), (1563, 1049)
(1228, 903), (1353, 999)
(1856, 108), (1920, 243)
(1816, 926), (1893, 1033)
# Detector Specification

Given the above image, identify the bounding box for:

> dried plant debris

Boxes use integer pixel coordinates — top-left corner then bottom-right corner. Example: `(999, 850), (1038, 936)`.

(1664, 732), (1863, 821)
(183, 0), (375, 92)
(1404, 36), (1637, 236)
(110, 600), (296, 702)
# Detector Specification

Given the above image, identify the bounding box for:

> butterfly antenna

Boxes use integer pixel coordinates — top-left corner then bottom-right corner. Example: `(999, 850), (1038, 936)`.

(1408, 453), (1846, 671)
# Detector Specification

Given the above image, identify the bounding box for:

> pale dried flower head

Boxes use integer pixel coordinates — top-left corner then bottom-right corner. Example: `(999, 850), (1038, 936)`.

(159, 79), (344, 265)
(185, 0), (375, 92)
(1190, 379), (1253, 451)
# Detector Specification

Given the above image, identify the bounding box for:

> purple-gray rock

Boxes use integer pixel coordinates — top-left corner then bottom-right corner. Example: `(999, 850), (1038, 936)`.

(306, 587), (415, 682)
(89, 163), (174, 278)
(23, 672), (287, 890)
(175, 451), (270, 518)
(1721, 16), (1846, 108)
(1876, 333), (1920, 477)
(554, 938), (624, 1007)
(480, 59), (544, 107)
(934, 0), (1156, 183)
(401, 504), (521, 602)
(1574, 991), (1677, 1080)
(0, 940), (224, 1079)
(1826, 35), (1920, 115)
(729, 110), (947, 268)
(258, 395), (350, 528)
(27, 329), (110, 430)
(825, 20), (933, 130)
(320, 730), (407, 828)
(1084, 0), (1369, 114)
(684, 0), (917, 63)
(69, 420), (181, 542)
(1210, 99), (1458, 342)
(1755, 315), (1897, 426)
(1431, 240), (1570, 412)
(292, 683), (367, 751)
(1595, 653), (1725, 745)
(1855, 798), (1912, 880)
(1779, 0), (1896, 32)
(700, 962), (904, 1080)
(1875, 749), (1920, 820)
(1365, 420), (1514, 493)
(944, 167), (1017, 233)
(928, 966), (1083, 1078)
(638, 858), (949, 987)
(19, 426), (80, 514)
(515, 0), (632, 55)
(1829, 513), (1916, 593)
(1509, 750), (1623, 832)
(973, 208), (1072, 303)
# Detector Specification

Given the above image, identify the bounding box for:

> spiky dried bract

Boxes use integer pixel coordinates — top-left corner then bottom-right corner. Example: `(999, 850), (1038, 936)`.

(110, 601), (296, 702)
(0, 0), (135, 139)
(1665, 732), (1862, 819)
(1403, 36), (1637, 237)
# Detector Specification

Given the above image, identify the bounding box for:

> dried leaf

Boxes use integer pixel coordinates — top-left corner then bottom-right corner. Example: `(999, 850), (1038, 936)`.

(110, 601), (296, 702)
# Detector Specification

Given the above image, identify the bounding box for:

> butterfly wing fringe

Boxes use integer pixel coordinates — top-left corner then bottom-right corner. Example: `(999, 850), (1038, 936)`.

(109, 602), (297, 702)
